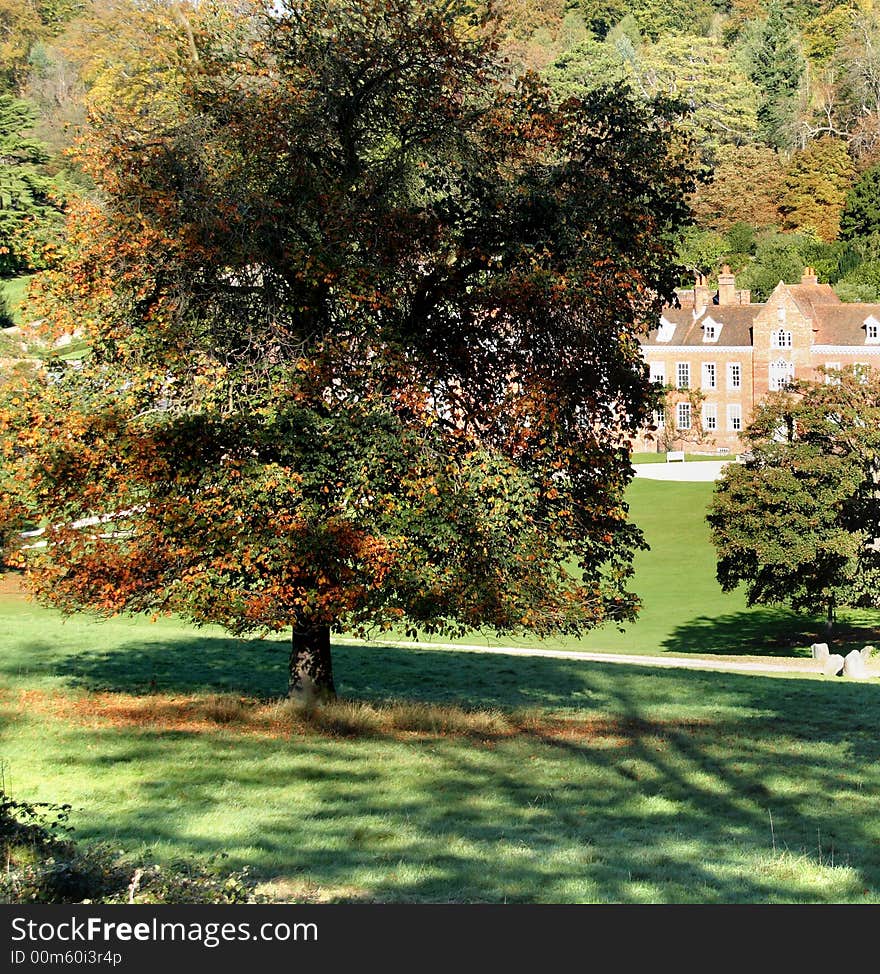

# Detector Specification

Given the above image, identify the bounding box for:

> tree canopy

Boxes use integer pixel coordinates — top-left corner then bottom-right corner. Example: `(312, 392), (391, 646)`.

(0, 93), (65, 274)
(840, 164), (880, 241)
(708, 367), (880, 629)
(0, 0), (695, 698)
(9, 0), (880, 302)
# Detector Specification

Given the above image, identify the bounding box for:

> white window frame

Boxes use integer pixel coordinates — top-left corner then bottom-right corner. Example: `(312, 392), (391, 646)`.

(648, 362), (666, 385)
(727, 362), (742, 390)
(702, 362), (717, 390)
(824, 362), (841, 385)
(652, 408), (665, 430)
(703, 402), (718, 432)
(677, 402), (691, 430)
(727, 404), (742, 432)
(772, 329), (793, 349)
(769, 359), (794, 391)
(866, 316), (880, 343)
(676, 362), (690, 389)
(702, 318), (722, 343)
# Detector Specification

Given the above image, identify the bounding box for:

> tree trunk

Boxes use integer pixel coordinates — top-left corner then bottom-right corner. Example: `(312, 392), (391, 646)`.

(288, 621), (336, 705)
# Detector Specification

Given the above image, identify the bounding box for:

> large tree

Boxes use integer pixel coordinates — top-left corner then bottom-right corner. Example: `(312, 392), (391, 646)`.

(0, 0), (695, 699)
(708, 367), (880, 632)
(779, 135), (855, 243)
(631, 36), (760, 153)
(690, 143), (785, 233)
(778, 135), (855, 242)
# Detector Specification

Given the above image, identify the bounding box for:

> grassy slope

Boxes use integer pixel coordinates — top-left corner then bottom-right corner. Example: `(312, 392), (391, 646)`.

(1, 600), (879, 903)
(1, 274), (89, 361)
(401, 479), (879, 658)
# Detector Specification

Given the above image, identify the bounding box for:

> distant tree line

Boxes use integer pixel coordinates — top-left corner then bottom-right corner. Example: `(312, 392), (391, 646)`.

(6, 0), (880, 296)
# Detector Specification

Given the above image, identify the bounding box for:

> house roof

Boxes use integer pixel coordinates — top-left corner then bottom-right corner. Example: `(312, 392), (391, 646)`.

(812, 304), (880, 345)
(786, 283), (840, 319)
(642, 304), (761, 348)
(644, 281), (880, 349)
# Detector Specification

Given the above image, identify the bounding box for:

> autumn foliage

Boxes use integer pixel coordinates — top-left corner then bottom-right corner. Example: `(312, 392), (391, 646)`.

(0, 0), (695, 695)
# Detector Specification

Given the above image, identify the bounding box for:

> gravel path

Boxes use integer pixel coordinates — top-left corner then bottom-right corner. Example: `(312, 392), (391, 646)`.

(632, 460), (731, 482)
(333, 637), (844, 676)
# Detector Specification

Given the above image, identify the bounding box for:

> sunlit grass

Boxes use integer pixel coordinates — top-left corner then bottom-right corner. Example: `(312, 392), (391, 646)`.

(631, 452), (728, 463)
(2, 475), (879, 903)
(2, 583), (880, 903)
(0, 274), (35, 326)
(353, 479), (880, 658)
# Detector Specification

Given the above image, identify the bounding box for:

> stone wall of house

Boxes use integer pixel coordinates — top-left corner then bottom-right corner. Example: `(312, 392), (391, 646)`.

(752, 287), (815, 402)
(631, 267), (880, 457)
(633, 344), (753, 455)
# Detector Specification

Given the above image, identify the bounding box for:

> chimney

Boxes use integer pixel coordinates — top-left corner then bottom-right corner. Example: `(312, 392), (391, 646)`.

(693, 272), (711, 313)
(738, 289), (751, 305)
(717, 264), (736, 306)
(801, 266), (818, 285)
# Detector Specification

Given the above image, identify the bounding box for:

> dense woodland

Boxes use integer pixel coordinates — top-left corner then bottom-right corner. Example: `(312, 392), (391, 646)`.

(4, 0), (880, 306)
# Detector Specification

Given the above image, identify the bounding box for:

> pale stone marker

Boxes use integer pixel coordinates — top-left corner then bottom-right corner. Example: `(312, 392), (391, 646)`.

(811, 643), (830, 662)
(844, 649), (871, 680)
(823, 654), (844, 677)
(860, 645), (875, 663)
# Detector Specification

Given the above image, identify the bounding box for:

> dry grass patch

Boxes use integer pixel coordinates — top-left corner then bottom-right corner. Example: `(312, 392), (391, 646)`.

(11, 688), (709, 745)
(0, 572), (25, 597)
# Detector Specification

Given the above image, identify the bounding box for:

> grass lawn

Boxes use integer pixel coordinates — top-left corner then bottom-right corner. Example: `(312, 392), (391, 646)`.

(631, 452), (728, 463)
(1, 274), (36, 327)
(1, 273), (89, 361)
(1, 589), (879, 903)
(388, 479), (880, 659)
(2, 477), (879, 903)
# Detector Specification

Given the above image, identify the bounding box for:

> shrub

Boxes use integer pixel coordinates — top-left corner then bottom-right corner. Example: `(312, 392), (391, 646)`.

(0, 787), (264, 904)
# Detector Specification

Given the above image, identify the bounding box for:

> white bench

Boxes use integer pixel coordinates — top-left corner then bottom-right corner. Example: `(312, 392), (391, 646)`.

(666, 450), (685, 462)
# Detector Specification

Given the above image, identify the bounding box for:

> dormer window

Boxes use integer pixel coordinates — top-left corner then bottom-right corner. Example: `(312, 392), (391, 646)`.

(702, 317), (722, 343)
(656, 318), (676, 343)
(865, 316), (880, 343)
(772, 329), (792, 349)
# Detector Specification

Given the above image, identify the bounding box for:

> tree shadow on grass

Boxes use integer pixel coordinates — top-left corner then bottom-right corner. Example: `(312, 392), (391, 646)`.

(8, 629), (880, 902)
(26, 658), (880, 904)
(49, 634), (292, 697)
(28, 634), (603, 710)
(660, 609), (880, 658)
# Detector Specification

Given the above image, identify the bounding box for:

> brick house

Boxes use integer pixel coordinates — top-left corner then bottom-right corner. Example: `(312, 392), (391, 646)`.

(635, 266), (880, 454)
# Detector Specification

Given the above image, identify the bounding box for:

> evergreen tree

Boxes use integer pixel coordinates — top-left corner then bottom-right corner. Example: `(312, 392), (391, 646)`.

(633, 36), (760, 153)
(578, 0), (629, 38)
(0, 93), (64, 274)
(840, 165), (880, 242)
(749, 0), (805, 150)
(545, 37), (628, 100)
